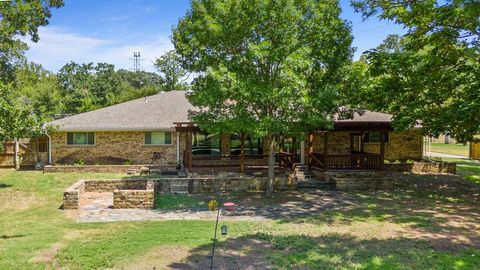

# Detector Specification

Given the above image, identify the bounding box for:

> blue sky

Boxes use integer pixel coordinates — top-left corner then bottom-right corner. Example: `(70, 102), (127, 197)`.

(25, 0), (406, 72)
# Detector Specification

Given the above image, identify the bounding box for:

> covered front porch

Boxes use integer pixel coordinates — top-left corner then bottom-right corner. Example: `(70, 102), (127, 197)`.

(175, 122), (295, 174)
(175, 119), (391, 174)
(307, 120), (391, 171)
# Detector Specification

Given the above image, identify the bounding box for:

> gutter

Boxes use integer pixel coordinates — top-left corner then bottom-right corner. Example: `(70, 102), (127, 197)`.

(176, 132), (180, 164)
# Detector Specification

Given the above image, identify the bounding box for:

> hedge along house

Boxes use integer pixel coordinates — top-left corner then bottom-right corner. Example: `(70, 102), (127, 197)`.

(47, 91), (423, 172)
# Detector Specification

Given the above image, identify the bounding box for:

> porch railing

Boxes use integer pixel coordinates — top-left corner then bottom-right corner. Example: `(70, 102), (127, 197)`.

(182, 150), (293, 170)
(310, 152), (381, 170)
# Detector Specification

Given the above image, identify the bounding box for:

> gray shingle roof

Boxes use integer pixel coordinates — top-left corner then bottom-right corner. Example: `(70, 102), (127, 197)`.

(335, 110), (393, 123)
(50, 91), (196, 131)
(50, 91), (394, 131)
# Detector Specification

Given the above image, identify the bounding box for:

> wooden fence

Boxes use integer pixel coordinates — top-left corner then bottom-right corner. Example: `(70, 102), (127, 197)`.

(471, 142), (480, 160)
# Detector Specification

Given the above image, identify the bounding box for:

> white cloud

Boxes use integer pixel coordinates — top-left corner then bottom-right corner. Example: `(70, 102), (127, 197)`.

(25, 27), (173, 72)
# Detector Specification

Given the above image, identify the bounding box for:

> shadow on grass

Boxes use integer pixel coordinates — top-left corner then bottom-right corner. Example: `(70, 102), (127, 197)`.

(1, 234), (28, 239)
(0, 183), (12, 189)
(169, 233), (480, 269)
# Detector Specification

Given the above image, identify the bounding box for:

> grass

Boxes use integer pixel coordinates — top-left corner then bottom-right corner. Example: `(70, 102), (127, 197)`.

(154, 193), (207, 210)
(430, 143), (469, 156)
(1, 169), (480, 269)
(440, 157), (480, 184)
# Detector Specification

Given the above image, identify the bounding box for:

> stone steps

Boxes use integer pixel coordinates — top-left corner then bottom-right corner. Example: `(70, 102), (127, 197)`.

(169, 179), (189, 194)
(295, 165), (335, 190)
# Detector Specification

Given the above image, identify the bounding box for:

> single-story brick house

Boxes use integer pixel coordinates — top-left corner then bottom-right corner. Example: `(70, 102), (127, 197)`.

(47, 91), (423, 172)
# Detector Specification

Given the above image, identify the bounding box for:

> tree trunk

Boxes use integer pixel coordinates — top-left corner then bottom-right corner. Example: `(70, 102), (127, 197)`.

(266, 134), (276, 196)
(14, 138), (19, 170)
(240, 133), (245, 173)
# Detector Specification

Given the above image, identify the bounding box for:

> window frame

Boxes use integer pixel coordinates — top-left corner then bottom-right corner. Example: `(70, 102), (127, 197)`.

(144, 131), (173, 146)
(66, 132), (96, 146)
(191, 132), (221, 157)
(364, 131), (389, 144)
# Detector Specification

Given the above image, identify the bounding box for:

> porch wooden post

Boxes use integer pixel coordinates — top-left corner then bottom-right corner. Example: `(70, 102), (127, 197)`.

(349, 133), (354, 154)
(379, 131), (386, 170)
(187, 132), (193, 171)
(360, 131), (365, 153)
(323, 132), (329, 167)
(307, 132), (314, 167)
(240, 133), (245, 173)
(291, 136), (297, 163)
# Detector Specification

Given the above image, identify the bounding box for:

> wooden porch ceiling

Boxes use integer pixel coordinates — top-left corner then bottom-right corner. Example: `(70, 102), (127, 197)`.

(173, 122), (200, 132)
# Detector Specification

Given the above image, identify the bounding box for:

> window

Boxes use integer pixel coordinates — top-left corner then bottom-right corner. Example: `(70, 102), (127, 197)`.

(230, 134), (263, 156)
(364, 132), (389, 143)
(192, 132), (220, 156)
(145, 131), (172, 145)
(67, 132), (95, 145)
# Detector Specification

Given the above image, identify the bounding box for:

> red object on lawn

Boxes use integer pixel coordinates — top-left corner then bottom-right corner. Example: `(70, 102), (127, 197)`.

(223, 202), (235, 212)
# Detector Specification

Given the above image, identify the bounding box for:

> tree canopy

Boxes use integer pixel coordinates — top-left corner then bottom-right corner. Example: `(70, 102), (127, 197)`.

(154, 50), (189, 90)
(174, 0), (353, 193)
(0, 0), (64, 142)
(354, 0), (480, 141)
(0, 0), (64, 82)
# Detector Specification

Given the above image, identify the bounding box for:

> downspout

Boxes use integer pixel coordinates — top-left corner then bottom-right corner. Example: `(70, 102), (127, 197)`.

(46, 133), (52, 164)
(176, 131), (180, 164)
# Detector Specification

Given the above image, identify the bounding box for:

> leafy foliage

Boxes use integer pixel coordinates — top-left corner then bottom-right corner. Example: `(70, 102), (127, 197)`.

(0, 83), (44, 142)
(173, 0), (353, 193)
(57, 62), (164, 114)
(154, 50), (189, 90)
(0, 0), (63, 141)
(0, 0), (64, 83)
(354, 0), (480, 141)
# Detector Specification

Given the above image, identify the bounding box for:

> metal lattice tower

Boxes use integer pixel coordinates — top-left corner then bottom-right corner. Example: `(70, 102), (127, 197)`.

(129, 52), (144, 72)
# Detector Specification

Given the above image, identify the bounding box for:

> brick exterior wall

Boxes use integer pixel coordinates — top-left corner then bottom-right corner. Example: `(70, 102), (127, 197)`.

(308, 129), (423, 161)
(51, 131), (178, 165)
(363, 129), (423, 161)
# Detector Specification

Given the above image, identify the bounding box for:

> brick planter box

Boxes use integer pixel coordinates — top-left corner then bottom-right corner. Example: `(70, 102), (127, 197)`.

(44, 164), (176, 174)
(63, 180), (85, 209)
(385, 162), (456, 174)
(113, 189), (154, 209)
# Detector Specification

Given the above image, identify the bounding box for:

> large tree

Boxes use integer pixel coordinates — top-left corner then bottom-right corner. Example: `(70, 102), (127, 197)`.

(354, 0), (480, 141)
(173, 0), (353, 194)
(0, 0), (64, 82)
(0, 0), (63, 147)
(154, 50), (189, 90)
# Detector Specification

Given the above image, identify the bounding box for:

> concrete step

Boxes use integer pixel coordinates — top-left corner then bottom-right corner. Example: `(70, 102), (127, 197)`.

(297, 183), (336, 190)
(327, 171), (385, 178)
(171, 191), (189, 194)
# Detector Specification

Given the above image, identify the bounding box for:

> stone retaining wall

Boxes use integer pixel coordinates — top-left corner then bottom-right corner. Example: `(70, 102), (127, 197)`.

(187, 174), (294, 193)
(113, 190), (154, 209)
(326, 171), (393, 190)
(385, 162), (456, 174)
(113, 180), (154, 209)
(44, 164), (176, 174)
(84, 179), (151, 192)
(63, 180), (85, 209)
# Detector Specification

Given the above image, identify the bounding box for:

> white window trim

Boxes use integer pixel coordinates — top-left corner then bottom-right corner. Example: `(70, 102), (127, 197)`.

(144, 131), (174, 146)
(65, 132), (96, 147)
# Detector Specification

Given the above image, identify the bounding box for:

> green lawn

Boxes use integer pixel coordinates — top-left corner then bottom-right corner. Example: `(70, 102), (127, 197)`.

(154, 193), (207, 210)
(1, 170), (480, 269)
(430, 143), (469, 156)
(441, 157), (480, 184)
